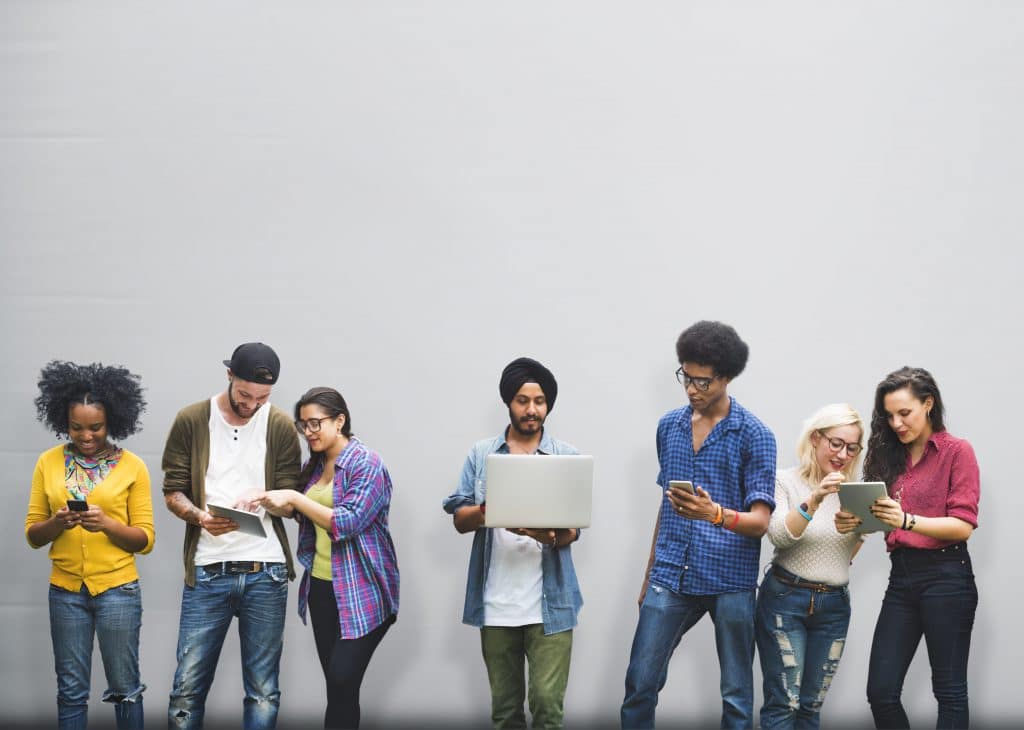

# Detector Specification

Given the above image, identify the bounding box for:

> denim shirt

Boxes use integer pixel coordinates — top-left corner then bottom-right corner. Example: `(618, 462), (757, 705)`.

(442, 429), (583, 635)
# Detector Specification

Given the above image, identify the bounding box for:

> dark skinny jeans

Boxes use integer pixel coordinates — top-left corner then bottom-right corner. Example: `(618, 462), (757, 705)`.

(866, 542), (977, 729)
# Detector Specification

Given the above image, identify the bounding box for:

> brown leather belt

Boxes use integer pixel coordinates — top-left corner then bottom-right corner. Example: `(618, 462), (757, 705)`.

(771, 566), (843, 593)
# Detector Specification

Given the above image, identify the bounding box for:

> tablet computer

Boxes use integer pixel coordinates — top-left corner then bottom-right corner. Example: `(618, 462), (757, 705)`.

(483, 454), (593, 528)
(206, 503), (268, 538)
(838, 482), (893, 533)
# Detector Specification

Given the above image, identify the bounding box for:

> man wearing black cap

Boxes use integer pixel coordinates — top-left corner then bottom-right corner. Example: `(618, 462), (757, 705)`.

(443, 357), (584, 729)
(162, 342), (301, 729)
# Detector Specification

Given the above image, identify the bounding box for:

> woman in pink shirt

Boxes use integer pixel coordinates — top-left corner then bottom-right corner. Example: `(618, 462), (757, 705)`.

(836, 367), (979, 729)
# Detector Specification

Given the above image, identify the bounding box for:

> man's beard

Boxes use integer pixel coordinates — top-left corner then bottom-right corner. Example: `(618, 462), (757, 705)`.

(229, 382), (260, 418)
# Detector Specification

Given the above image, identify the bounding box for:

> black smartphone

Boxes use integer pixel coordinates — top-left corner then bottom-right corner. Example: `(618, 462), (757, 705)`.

(67, 499), (89, 512)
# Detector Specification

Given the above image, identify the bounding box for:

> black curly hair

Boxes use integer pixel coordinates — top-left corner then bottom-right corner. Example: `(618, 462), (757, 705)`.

(675, 320), (749, 379)
(35, 360), (147, 440)
(863, 366), (946, 487)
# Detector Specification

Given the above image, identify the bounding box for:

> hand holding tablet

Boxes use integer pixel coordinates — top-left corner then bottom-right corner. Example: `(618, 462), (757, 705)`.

(206, 503), (268, 538)
(838, 482), (894, 533)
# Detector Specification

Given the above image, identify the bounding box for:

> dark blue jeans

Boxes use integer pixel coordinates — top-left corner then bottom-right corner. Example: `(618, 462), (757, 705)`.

(755, 568), (851, 730)
(866, 543), (977, 729)
(621, 584), (756, 729)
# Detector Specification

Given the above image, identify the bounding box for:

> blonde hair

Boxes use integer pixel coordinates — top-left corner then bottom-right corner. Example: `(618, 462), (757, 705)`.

(797, 403), (865, 485)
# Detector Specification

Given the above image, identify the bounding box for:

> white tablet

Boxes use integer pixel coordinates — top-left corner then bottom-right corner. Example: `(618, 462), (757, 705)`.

(838, 482), (894, 533)
(206, 503), (268, 538)
(483, 454), (593, 528)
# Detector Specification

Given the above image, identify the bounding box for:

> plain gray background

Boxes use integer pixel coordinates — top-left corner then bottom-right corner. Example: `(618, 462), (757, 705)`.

(1, 2), (1018, 728)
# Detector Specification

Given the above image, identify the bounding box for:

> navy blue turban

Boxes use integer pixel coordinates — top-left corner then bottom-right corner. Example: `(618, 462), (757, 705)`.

(499, 357), (558, 412)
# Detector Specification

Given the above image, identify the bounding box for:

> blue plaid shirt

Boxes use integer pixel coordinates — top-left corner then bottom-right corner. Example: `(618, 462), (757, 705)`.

(650, 397), (776, 595)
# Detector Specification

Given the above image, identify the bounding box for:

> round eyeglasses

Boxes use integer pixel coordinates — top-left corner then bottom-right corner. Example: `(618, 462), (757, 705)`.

(817, 432), (862, 456)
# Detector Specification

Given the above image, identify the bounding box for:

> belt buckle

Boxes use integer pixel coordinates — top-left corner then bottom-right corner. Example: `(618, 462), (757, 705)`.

(228, 561), (260, 574)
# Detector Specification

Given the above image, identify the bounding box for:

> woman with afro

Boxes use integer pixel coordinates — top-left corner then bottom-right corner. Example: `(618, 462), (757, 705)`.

(24, 360), (155, 729)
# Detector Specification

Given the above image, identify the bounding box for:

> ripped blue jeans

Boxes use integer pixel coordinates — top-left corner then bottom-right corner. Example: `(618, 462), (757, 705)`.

(754, 568), (850, 730)
(168, 563), (288, 730)
(49, 581), (145, 730)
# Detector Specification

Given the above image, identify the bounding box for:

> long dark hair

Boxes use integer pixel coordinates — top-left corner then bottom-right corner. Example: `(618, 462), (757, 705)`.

(295, 387), (352, 487)
(35, 360), (146, 440)
(863, 366), (945, 487)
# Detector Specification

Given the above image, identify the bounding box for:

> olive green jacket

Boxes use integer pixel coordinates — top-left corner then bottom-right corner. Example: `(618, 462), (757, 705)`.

(161, 399), (301, 587)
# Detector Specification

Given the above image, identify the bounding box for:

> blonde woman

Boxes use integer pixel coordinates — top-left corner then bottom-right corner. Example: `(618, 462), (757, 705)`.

(755, 403), (864, 730)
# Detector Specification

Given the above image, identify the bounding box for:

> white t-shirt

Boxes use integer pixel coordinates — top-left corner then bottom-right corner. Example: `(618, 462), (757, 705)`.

(483, 527), (543, 626)
(194, 397), (287, 566)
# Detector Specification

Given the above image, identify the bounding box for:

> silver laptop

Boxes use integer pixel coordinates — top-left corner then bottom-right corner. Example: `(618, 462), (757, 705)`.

(483, 454), (593, 528)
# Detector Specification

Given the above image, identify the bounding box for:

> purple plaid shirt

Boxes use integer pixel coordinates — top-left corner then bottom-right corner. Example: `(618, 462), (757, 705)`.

(295, 437), (400, 638)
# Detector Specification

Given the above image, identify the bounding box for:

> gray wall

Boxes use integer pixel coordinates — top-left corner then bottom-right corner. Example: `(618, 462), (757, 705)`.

(1, 2), (1018, 727)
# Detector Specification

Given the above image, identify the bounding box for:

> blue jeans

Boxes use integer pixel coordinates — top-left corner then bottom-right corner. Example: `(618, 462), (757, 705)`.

(48, 581), (145, 730)
(755, 569), (851, 730)
(866, 543), (977, 729)
(168, 563), (289, 730)
(621, 584), (756, 729)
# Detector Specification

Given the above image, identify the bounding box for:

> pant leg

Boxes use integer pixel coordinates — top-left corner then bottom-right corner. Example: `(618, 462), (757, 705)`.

(49, 585), (94, 730)
(866, 557), (923, 729)
(755, 575), (809, 730)
(481, 626), (528, 729)
(620, 584), (706, 730)
(168, 567), (236, 730)
(238, 564), (289, 730)
(523, 625), (572, 730)
(326, 621), (393, 729)
(709, 590), (757, 730)
(794, 588), (850, 730)
(94, 580), (146, 730)
(918, 549), (977, 729)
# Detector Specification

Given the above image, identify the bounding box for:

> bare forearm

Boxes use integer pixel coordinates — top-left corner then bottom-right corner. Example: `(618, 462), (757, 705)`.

(290, 492), (334, 530)
(906, 514), (974, 542)
(722, 503), (771, 538)
(103, 522), (149, 552)
(454, 505), (485, 533)
(165, 491), (203, 526)
(27, 517), (65, 547)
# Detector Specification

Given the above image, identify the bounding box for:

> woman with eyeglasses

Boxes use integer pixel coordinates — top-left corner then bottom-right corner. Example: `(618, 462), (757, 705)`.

(835, 368), (979, 728)
(755, 403), (865, 730)
(256, 387), (398, 729)
(25, 361), (154, 729)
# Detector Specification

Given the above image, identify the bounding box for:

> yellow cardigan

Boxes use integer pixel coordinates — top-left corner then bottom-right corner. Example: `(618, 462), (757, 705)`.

(25, 444), (155, 594)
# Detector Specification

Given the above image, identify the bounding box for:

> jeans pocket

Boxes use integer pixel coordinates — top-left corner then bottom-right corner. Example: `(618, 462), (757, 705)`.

(195, 566), (219, 584)
(267, 564), (289, 584)
(118, 580), (141, 594)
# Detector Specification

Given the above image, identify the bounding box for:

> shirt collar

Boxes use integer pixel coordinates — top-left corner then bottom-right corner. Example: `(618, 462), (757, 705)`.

(926, 430), (949, 453)
(331, 436), (360, 467)
(498, 426), (553, 455)
(676, 396), (741, 431)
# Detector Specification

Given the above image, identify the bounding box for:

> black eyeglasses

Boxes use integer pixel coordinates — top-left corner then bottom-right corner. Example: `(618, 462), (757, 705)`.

(675, 367), (716, 392)
(818, 431), (862, 456)
(295, 416), (335, 434)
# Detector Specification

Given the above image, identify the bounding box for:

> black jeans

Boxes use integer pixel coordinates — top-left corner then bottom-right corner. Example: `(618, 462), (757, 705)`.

(866, 543), (977, 729)
(308, 577), (393, 729)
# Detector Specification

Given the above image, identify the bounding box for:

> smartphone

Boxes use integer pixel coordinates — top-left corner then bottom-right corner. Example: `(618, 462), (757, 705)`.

(668, 480), (695, 495)
(67, 499), (89, 512)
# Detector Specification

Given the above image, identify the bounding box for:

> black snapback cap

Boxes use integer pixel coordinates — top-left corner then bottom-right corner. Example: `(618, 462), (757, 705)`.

(223, 342), (280, 384)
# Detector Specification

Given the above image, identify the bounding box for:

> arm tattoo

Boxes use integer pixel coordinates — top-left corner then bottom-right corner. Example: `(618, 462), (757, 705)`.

(166, 491), (202, 525)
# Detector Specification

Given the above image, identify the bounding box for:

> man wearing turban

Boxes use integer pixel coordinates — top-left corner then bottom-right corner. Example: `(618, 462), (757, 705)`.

(442, 357), (583, 729)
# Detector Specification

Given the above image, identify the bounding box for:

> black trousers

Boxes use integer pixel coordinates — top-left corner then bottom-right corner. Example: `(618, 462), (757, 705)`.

(866, 543), (977, 729)
(308, 577), (393, 729)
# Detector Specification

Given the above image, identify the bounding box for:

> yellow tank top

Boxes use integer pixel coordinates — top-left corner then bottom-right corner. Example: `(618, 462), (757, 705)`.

(306, 481), (334, 580)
